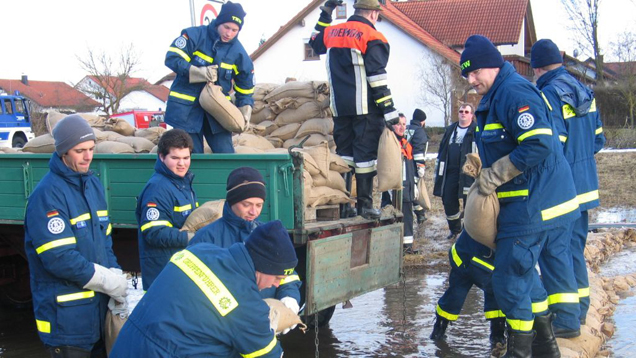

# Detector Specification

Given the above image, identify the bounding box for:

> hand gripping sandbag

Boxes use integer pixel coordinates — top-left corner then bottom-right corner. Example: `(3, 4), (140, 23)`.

(462, 153), (499, 249)
(179, 200), (225, 232)
(264, 298), (307, 335)
(200, 83), (247, 133)
(377, 127), (403, 192)
(415, 179), (432, 211)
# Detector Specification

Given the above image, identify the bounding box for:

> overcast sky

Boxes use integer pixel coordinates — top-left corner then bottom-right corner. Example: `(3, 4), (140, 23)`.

(0, 0), (634, 85)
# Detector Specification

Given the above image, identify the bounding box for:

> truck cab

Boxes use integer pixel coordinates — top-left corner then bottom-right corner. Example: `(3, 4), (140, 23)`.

(0, 93), (35, 148)
(110, 110), (167, 129)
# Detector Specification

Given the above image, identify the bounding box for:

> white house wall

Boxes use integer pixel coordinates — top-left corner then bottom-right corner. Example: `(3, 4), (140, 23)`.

(119, 91), (166, 112)
(499, 18), (525, 56)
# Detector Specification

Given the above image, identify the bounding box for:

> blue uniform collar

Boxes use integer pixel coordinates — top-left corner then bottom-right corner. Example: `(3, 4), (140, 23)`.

(536, 66), (567, 89)
(222, 201), (259, 233)
(49, 153), (92, 187)
(536, 66), (594, 114)
(208, 19), (239, 45)
(154, 157), (194, 189)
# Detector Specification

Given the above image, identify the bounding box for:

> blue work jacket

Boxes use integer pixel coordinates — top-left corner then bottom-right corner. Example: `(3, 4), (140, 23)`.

(110, 243), (282, 358)
(474, 62), (580, 238)
(190, 202), (302, 304)
(137, 158), (197, 291)
(24, 153), (119, 348)
(536, 67), (606, 212)
(164, 19), (254, 133)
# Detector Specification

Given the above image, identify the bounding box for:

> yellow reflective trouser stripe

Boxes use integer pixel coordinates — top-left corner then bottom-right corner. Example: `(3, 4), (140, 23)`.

(517, 128), (553, 143)
(562, 104), (576, 119)
(355, 166), (376, 174)
(507, 318), (534, 331)
(579, 287), (590, 297)
(541, 197), (579, 221)
(241, 336), (278, 358)
(36, 237), (76, 254)
(532, 299), (549, 313)
(578, 190), (599, 205)
(193, 51), (213, 63)
(497, 190), (528, 199)
(541, 92), (553, 111)
(106, 223), (112, 236)
(174, 204), (192, 212)
(36, 319), (51, 333)
(168, 47), (191, 62)
(317, 21), (330, 27)
(484, 123), (504, 131)
(559, 135), (568, 143)
(234, 84), (255, 94)
(375, 95), (392, 104)
(57, 290), (95, 303)
(451, 244), (463, 267)
(596, 127), (603, 135)
(472, 257), (494, 271)
(485, 310), (506, 319)
(436, 304), (459, 321)
(140, 220), (173, 232)
(548, 293), (580, 305)
(280, 274), (300, 285)
(97, 210), (108, 217)
(70, 213), (91, 225)
(170, 91), (196, 101)
(170, 250), (238, 316)
(590, 98), (597, 112)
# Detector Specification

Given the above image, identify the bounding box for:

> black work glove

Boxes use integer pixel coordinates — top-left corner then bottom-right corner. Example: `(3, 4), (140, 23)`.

(320, 0), (342, 15)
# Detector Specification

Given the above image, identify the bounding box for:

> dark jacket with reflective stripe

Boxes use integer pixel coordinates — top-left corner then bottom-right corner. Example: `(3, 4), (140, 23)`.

(536, 66), (605, 212)
(24, 153), (119, 348)
(137, 158), (197, 291)
(164, 19), (254, 133)
(475, 62), (580, 238)
(451, 230), (495, 271)
(433, 121), (477, 198)
(110, 243), (282, 358)
(309, 15), (396, 117)
(406, 121), (428, 167)
(189, 202), (302, 304)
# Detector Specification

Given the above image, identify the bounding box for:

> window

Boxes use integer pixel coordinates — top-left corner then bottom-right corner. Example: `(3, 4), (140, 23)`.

(14, 99), (25, 114)
(3, 100), (12, 115)
(336, 5), (347, 19)
(304, 43), (319, 61)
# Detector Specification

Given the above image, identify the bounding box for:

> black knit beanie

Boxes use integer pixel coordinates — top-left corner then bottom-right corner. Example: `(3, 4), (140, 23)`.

(245, 220), (298, 276)
(226, 167), (266, 206)
(460, 35), (504, 77)
(412, 109), (427, 124)
(531, 39), (563, 69)
(215, 1), (246, 30)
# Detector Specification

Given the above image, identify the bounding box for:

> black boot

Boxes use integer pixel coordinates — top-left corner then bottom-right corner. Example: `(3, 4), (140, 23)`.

(532, 314), (561, 358)
(503, 328), (534, 358)
(429, 314), (450, 340)
(414, 208), (427, 223)
(356, 176), (381, 219)
(490, 317), (507, 346)
(340, 172), (357, 218)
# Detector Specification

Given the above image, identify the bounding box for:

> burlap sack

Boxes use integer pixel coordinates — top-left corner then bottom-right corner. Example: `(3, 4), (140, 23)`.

(462, 153), (499, 249)
(234, 133), (276, 150)
(104, 118), (135, 136)
(275, 101), (328, 126)
(264, 298), (307, 335)
(115, 137), (156, 153)
(92, 128), (110, 143)
(45, 111), (67, 134)
(0, 147), (19, 154)
(134, 127), (166, 144)
(263, 81), (319, 102)
(247, 124), (267, 137)
(330, 154), (351, 174)
(95, 141), (135, 154)
(103, 131), (125, 142)
(269, 123), (301, 141)
(312, 170), (348, 193)
(296, 117), (334, 138)
(252, 101), (267, 113)
(105, 310), (127, 356)
(200, 83), (247, 133)
(259, 121), (279, 136)
(250, 107), (275, 124)
(150, 145), (158, 154)
(307, 186), (353, 207)
(234, 146), (265, 154)
(22, 134), (56, 153)
(298, 142), (330, 178)
(266, 137), (284, 148)
(283, 134), (329, 149)
(180, 200), (225, 232)
(416, 179), (432, 210)
(253, 83), (280, 102)
(303, 170), (314, 207)
(377, 128), (402, 192)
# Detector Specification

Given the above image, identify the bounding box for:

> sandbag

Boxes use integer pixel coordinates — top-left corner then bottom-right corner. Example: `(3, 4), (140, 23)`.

(250, 107), (275, 124)
(303, 170), (313, 207)
(298, 142), (330, 178)
(330, 154), (351, 174)
(415, 179), (432, 210)
(377, 128), (402, 192)
(283, 134), (329, 149)
(312, 170), (348, 193)
(200, 83), (247, 133)
(252, 101), (267, 113)
(269, 123), (301, 141)
(103, 130), (125, 142)
(134, 127), (166, 144)
(92, 128), (110, 143)
(95, 141), (135, 154)
(275, 101), (328, 126)
(105, 310), (127, 355)
(296, 117), (334, 138)
(263, 81), (322, 103)
(45, 111), (67, 134)
(115, 136), (156, 153)
(259, 121), (279, 136)
(234, 146), (265, 154)
(234, 133), (275, 150)
(150, 145), (158, 154)
(104, 118), (135, 136)
(306, 186), (353, 207)
(0, 147), (19, 154)
(264, 298), (307, 335)
(22, 134), (56, 153)
(180, 200), (225, 232)
(247, 124), (267, 137)
(266, 137), (284, 148)
(462, 153), (499, 249)
(253, 83), (280, 102)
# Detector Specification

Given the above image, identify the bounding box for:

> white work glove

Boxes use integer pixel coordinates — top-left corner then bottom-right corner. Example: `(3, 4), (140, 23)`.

(108, 296), (129, 319)
(189, 65), (218, 83)
(280, 296), (300, 335)
(414, 183), (419, 200)
(478, 155), (522, 195)
(187, 231), (195, 242)
(83, 264), (128, 300)
(417, 166), (426, 178)
(238, 105), (252, 125)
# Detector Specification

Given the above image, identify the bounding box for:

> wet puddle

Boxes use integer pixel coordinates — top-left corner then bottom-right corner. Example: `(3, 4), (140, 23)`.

(594, 207), (636, 224)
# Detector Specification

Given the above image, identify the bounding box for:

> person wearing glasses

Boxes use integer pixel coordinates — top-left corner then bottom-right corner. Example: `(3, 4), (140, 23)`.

(433, 103), (478, 241)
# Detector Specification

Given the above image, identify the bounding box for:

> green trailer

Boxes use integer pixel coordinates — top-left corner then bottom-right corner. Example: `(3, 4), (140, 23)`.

(0, 152), (403, 323)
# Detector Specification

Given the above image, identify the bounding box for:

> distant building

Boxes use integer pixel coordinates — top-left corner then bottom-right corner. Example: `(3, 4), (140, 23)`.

(76, 76), (169, 114)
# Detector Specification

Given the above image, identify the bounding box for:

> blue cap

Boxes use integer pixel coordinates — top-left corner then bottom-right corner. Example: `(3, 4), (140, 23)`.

(531, 39), (563, 69)
(245, 220), (297, 276)
(460, 35), (504, 77)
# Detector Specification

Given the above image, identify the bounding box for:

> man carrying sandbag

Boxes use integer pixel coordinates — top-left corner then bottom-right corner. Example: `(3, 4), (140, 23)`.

(309, 0), (400, 219)
(531, 39), (606, 338)
(164, 1), (254, 153)
(461, 35), (581, 357)
(190, 167), (302, 333)
(406, 108), (429, 224)
(137, 129), (198, 290)
(110, 220), (296, 357)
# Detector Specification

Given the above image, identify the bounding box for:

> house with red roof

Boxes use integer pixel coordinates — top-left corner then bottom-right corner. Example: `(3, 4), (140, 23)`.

(76, 75), (169, 114)
(0, 76), (99, 113)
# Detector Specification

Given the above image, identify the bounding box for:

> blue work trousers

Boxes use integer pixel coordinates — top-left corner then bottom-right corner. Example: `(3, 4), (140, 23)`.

(571, 211), (590, 322)
(189, 114), (234, 154)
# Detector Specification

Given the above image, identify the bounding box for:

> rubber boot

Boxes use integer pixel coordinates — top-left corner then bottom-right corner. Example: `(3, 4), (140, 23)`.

(429, 314), (449, 340)
(490, 317), (507, 346)
(356, 176), (381, 219)
(340, 172), (357, 218)
(532, 314), (561, 358)
(414, 208), (427, 223)
(503, 328), (534, 358)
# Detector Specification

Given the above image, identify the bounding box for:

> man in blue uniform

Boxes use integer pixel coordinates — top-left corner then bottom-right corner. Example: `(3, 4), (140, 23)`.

(532, 39), (606, 336)
(24, 115), (128, 357)
(164, 1), (254, 153)
(405, 109), (429, 223)
(110, 220), (296, 358)
(190, 167), (301, 330)
(461, 35), (581, 357)
(137, 129), (197, 291)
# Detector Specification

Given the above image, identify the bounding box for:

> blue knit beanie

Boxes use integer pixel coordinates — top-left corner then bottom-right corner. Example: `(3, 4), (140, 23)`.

(215, 1), (246, 30)
(460, 35), (504, 77)
(53, 114), (96, 156)
(245, 220), (298, 276)
(531, 39), (563, 69)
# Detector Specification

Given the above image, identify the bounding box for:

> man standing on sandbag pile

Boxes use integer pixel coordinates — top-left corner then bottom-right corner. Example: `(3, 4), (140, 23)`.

(531, 39), (606, 337)
(110, 220), (296, 357)
(24, 115), (128, 357)
(189, 167), (302, 334)
(137, 129), (198, 291)
(461, 35), (581, 357)
(164, 1), (254, 154)
(406, 108), (429, 224)
(433, 103), (477, 241)
(309, 0), (400, 219)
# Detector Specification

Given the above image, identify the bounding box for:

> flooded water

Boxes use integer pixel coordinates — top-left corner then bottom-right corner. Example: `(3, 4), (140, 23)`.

(594, 207), (636, 224)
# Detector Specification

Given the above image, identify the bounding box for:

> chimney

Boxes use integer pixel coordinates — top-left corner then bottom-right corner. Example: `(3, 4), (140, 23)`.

(21, 75), (28, 85)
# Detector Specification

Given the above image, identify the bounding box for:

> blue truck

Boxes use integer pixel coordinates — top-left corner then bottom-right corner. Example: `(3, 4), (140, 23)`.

(0, 93), (35, 148)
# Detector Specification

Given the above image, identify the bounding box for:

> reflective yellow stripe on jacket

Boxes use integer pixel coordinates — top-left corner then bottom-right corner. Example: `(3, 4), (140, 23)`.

(36, 319), (51, 333)
(541, 197), (579, 221)
(36, 237), (76, 254)
(57, 291), (95, 303)
(241, 336), (278, 358)
(170, 91), (196, 102)
(140, 221), (173, 232)
(70, 213), (91, 225)
(174, 204), (192, 212)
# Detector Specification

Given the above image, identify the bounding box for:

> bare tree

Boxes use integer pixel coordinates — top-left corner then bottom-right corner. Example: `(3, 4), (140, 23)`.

(76, 44), (145, 115)
(610, 31), (636, 128)
(560, 0), (604, 84)
(417, 52), (463, 127)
